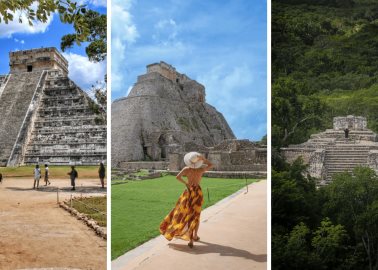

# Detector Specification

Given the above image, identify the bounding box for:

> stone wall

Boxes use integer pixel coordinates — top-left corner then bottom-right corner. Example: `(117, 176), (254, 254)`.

(119, 161), (169, 170)
(368, 150), (378, 174)
(168, 139), (267, 172)
(9, 47), (68, 75)
(282, 148), (316, 164)
(147, 61), (177, 82)
(333, 115), (367, 130)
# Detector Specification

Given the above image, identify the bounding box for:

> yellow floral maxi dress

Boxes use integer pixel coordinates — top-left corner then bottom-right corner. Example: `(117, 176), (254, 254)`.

(159, 168), (205, 241)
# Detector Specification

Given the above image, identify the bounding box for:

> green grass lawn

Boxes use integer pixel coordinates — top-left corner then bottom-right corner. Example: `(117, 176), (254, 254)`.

(0, 165), (103, 178)
(111, 175), (257, 260)
(69, 196), (107, 227)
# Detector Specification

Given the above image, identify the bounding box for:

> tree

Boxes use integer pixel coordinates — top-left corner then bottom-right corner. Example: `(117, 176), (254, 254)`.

(324, 167), (378, 270)
(0, 0), (106, 62)
(61, 9), (106, 62)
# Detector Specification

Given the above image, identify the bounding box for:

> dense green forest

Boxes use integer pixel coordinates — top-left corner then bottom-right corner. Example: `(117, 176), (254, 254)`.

(272, 0), (378, 148)
(272, 1), (378, 269)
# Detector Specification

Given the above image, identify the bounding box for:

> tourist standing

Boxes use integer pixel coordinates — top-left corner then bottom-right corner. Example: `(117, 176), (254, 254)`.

(160, 152), (213, 248)
(344, 128), (349, 138)
(33, 165), (41, 189)
(68, 166), (78, 191)
(44, 164), (51, 186)
(0, 172), (2, 183)
(99, 162), (105, 189)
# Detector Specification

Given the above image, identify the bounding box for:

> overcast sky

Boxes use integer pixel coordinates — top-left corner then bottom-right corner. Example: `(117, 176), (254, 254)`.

(0, 1), (107, 91)
(112, 0), (267, 141)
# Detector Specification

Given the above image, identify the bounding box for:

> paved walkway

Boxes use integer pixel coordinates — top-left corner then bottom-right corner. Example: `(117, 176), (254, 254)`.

(0, 178), (106, 270)
(112, 180), (267, 270)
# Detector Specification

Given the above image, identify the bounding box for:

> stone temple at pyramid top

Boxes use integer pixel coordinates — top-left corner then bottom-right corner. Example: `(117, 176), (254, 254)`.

(9, 47), (68, 75)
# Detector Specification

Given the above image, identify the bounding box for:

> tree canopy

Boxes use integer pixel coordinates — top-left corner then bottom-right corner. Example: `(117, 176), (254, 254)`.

(0, 0), (106, 62)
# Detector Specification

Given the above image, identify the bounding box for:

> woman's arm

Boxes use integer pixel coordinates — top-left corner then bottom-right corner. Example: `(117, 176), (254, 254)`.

(176, 167), (189, 187)
(199, 156), (214, 172)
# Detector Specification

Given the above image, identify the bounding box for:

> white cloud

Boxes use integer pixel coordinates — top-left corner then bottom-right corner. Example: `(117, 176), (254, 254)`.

(63, 52), (106, 90)
(0, 8), (53, 38)
(77, 0), (107, 7)
(153, 18), (179, 45)
(111, 0), (139, 92)
(14, 38), (25, 44)
(198, 64), (266, 140)
(88, 0), (107, 7)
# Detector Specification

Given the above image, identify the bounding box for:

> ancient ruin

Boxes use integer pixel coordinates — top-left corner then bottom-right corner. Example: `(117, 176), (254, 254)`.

(0, 48), (106, 166)
(282, 115), (378, 185)
(112, 61), (235, 164)
(112, 61), (266, 176)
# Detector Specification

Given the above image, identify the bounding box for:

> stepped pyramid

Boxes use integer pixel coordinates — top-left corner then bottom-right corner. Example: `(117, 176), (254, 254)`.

(0, 48), (106, 166)
(112, 61), (235, 165)
(282, 115), (378, 185)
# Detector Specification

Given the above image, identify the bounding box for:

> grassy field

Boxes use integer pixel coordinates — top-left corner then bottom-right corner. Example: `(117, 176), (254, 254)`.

(0, 165), (103, 178)
(111, 175), (257, 260)
(69, 196), (107, 227)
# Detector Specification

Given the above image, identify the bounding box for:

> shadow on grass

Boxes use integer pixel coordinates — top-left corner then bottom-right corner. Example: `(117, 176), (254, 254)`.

(168, 241), (266, 262)
(6, 185), (106, 194)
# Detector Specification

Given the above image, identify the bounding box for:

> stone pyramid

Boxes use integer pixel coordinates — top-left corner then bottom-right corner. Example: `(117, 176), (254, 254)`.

(282, 115), (378, 185)
(0, 47), (106, 166)
(112, 61), (235, 165)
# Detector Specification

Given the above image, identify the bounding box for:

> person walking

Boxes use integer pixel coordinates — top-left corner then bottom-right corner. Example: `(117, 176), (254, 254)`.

(0, 172), (3, 184)
(160, 152), (213, 248)
(33, 165), (41, 189)
(68, 166), (78, 191)
(98, 162), (105, 189)
(44, 164), (51, 186)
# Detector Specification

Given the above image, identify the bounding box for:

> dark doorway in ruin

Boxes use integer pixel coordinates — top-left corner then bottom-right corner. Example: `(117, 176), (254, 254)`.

(158, 135), (167, 159)
(142, 145), (151, 161)
(27, 65), (33, 72)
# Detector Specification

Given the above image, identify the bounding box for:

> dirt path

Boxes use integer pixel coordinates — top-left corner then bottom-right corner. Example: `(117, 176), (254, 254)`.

(112, 180), (267, 270)
(0, 178), (106, 270)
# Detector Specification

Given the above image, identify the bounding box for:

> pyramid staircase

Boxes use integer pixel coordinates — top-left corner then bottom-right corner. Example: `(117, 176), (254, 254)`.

(0, 71), (44, 166)
(323, 140), (370, 183)
(23, 70), (106, 165)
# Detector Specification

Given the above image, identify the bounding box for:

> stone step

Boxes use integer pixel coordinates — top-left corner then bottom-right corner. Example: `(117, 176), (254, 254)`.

(24, 152), (106, 157)
(325, 160), (367, 164)
(326, 150), (369, 153)
(325, 155), (368, 159)
(0, 71), (43, 163)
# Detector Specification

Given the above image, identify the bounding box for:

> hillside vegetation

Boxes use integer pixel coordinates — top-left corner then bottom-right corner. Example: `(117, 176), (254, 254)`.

(272, 0), (378, 148)
(272, 1), (378, 269)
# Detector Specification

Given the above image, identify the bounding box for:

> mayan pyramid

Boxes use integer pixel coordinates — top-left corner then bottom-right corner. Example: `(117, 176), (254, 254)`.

(0, 47), (106, 166)
(112, 61), (235, 165)
(282, 115), (378, 185)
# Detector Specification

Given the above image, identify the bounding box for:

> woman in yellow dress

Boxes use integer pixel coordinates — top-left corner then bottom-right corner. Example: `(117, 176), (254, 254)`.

(160, 152), (213, 248)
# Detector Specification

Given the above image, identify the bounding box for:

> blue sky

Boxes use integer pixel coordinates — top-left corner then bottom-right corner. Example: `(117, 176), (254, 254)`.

(0, 1), (107, 91)
(112, 0), (267, 141)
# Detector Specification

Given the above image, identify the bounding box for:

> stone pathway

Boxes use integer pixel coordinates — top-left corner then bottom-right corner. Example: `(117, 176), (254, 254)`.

(0, 178), (106, 270)
(112, 180), (267, 270)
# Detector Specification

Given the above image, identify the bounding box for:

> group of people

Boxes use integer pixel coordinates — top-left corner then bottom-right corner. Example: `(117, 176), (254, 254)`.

(33, 162), (106, 190)
(33, 164), (51, 189)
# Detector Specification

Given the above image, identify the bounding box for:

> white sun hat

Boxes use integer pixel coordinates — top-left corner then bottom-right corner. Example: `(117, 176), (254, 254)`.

(184, 152), (204, 169)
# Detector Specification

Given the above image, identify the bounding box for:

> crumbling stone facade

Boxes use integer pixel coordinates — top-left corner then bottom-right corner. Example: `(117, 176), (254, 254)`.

(168, 139), (267, 172)
(112, 61), (235, 165)
(282, 115), (378, 185)
(0, 48), (106, 166)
